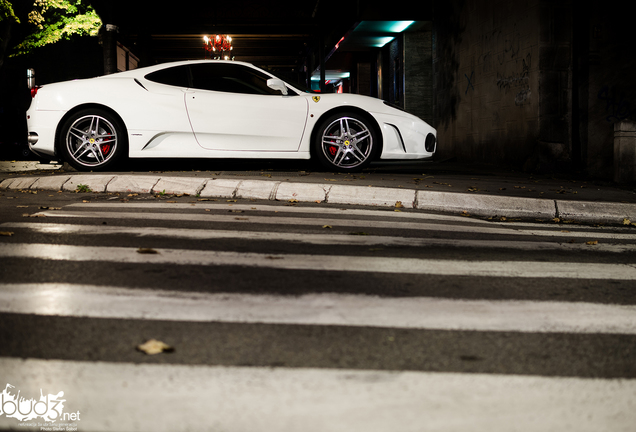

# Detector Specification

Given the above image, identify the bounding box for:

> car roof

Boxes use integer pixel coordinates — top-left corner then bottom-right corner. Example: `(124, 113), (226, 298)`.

(103, 60), (265, 79)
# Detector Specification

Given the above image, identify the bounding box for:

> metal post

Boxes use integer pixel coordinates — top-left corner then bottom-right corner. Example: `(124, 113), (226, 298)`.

(27, 68), (35, 89)
(319, 35), (326, 93)
(614, 120), (636, 183)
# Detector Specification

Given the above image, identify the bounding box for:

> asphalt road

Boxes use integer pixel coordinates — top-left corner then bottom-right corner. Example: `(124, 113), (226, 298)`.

(0, 189), (635, 431)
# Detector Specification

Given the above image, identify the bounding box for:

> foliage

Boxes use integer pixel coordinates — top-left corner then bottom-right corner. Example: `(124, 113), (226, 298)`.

(0, 0), (20, 24)
(75, 183), (92, 193)
(9, 0), (102, 57)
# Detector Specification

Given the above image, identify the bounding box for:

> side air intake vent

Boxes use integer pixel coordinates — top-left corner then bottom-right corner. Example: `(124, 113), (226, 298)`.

(425, 133), (436, 153)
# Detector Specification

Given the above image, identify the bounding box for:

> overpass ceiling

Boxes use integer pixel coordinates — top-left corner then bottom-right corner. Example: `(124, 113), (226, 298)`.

(90, 0), (432, 71)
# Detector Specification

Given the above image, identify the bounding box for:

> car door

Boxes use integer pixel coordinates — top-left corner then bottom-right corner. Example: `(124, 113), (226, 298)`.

(185, 63), (308, 152)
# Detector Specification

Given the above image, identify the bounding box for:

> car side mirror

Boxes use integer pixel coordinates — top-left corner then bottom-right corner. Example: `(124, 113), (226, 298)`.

(267, 78), (288, 96)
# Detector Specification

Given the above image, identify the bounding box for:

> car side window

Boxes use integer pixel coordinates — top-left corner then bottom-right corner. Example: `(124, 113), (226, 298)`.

(145, 65), (191, 87)
(190, 63), (283, 95)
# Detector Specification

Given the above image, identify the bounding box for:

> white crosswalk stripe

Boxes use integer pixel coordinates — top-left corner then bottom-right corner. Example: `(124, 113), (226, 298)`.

(1, 200), (635, 431)
(2, 357), (634, 432)
(26, 209), (636, 239)
(2, 242), (636, 279)
(1, 283), (635, 334)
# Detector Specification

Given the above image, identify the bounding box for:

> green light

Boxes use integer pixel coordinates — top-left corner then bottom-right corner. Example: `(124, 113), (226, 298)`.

(388, 21), (415, 33)
(356, 21), (416, 34)
(374, 37), (395, 47)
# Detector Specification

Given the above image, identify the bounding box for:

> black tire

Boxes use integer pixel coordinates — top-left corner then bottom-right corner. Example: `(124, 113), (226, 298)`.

(59, 109), (127, 171)
(312, 111), (379, 172)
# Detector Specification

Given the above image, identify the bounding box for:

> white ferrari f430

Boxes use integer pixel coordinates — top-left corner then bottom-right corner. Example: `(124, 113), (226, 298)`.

(27, 60), (436, 172)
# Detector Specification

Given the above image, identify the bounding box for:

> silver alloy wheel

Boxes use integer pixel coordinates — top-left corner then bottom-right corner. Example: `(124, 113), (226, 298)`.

(320, 116), (373, 169)
(65, 115), (118, 168)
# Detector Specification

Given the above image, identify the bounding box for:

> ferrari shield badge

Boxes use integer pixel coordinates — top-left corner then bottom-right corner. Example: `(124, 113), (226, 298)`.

(312, 96), (321, 103)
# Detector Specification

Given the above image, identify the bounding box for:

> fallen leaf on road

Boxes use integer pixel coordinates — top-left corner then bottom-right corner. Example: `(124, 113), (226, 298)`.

(0, 231), (14, 236)
(137, 339), (174, 355)
(624, 218), (631, 225)
(586, 240), (598, 245)
(137, 248), (159, 254)
(395, 201), (404, 208)
(322, 225), (332, 229)
(288, 199), (299, 203)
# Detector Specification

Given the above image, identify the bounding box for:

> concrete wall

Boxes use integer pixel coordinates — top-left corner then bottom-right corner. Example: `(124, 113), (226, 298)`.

(584, 4), (636, 179)
(432, 0), (636, 179)
(433, 0), (542, 167)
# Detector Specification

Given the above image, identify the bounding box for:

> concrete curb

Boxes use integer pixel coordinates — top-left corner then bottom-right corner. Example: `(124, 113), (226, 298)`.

(2, 174), (636, 224)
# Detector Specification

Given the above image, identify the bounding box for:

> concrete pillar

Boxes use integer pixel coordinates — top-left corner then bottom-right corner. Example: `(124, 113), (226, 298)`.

(614, 121), (636, 183)
(102, 24), (118, 75)
(404, 24), (433, 124)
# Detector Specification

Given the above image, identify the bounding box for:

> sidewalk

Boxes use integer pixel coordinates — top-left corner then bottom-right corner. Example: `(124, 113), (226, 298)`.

(1, 160), (635, 225)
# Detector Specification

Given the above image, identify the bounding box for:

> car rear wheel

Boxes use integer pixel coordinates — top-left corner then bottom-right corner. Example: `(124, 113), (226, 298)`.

(313, 112), (379, 172)
(60, 109), (126, 171)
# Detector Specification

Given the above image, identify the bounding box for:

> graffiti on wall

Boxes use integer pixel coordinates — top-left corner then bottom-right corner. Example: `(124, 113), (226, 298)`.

(514, 88), (532, 105)
(597, 85), (634, 122)
(465, 71), (475, 94)
(496, 53), (531, 106)
(497, 30), (521, 65)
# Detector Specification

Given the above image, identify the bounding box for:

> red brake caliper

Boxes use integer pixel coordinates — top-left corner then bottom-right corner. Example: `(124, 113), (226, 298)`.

(329, 146), (337, 156)
(101, 133), (111, 155)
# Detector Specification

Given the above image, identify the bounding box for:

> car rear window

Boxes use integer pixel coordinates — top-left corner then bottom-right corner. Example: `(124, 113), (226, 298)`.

(145, 65), (191, 87)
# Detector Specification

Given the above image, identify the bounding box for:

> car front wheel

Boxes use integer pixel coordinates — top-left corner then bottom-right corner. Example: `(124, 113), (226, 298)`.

(313, 112), (379, 172)
(60, 109), (126, 171)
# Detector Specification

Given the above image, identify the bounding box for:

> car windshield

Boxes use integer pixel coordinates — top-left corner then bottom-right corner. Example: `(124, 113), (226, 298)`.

(265, 70), (317, 94)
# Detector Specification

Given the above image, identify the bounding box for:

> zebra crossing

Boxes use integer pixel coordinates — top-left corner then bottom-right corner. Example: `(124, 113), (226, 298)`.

(1, 198), (635, 431)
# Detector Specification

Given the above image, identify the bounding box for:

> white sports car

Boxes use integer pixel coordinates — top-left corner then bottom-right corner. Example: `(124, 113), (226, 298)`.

(26, 60), (436, 172)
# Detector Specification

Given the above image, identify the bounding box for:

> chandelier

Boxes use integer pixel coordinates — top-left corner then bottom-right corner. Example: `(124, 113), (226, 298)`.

(203, 35), (233, 60)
